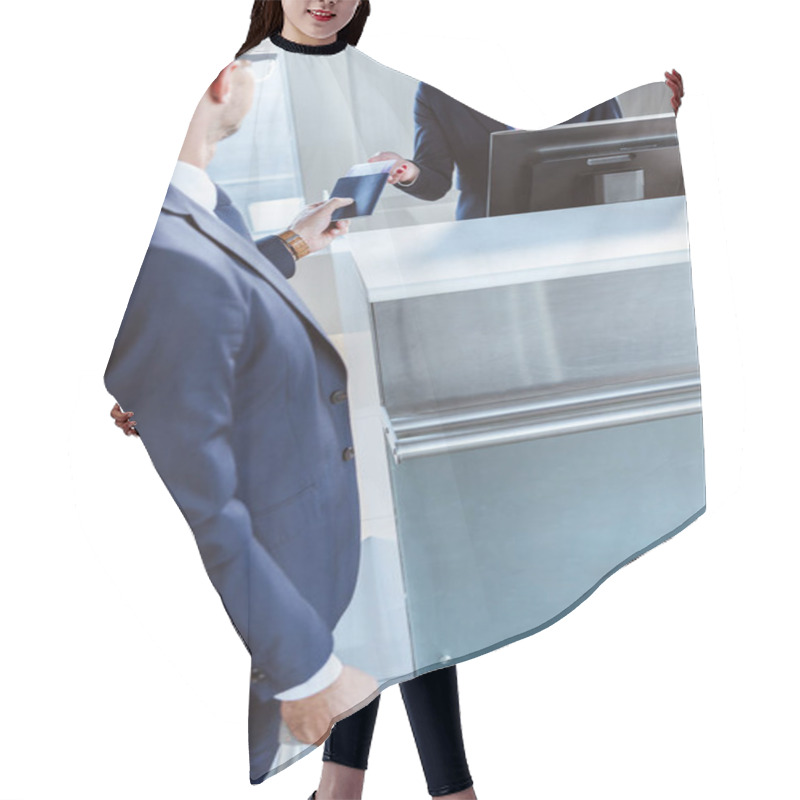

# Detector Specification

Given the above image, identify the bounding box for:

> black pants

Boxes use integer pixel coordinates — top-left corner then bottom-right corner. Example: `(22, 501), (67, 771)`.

(322, 665), (473, 797)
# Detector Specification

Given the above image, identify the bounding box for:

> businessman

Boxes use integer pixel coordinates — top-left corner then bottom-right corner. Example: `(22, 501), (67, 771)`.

(105, 59), (376, 784)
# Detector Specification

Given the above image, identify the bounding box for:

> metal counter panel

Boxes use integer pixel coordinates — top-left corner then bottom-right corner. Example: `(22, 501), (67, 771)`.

(372, 260), (699, 419)
(391, 413), (705, 667)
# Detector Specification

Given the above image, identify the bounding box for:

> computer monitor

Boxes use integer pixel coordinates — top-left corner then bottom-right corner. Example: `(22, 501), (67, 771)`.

(487, 113), (684, 217)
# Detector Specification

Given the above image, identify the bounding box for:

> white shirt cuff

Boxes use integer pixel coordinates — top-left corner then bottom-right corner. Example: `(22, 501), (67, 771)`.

(273, 654), (343, 701)
(397, 171), (419, 188)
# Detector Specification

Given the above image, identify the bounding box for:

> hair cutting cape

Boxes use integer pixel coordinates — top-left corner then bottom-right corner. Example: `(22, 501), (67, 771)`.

(106, 34), (704, 783)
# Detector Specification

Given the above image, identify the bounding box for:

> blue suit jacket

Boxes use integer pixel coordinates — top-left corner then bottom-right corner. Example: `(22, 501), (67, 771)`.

(398, 82), (623, 220)
(104, 185), (361, 782)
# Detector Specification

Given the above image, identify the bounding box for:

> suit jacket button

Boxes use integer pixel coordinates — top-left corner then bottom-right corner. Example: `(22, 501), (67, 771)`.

(342, 446), (355, 461)
(251, 668), (266, 683)
(330, 389), (348, 404)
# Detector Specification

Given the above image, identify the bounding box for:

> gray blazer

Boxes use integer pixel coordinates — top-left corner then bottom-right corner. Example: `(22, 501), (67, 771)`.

(105, 184), (361, 782)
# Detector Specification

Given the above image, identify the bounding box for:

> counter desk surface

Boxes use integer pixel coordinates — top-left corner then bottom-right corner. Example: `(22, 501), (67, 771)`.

(342, 195), (690, 301)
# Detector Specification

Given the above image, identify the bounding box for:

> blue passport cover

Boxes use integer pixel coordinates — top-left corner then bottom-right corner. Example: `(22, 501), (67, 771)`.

(330, 173), (390, 220)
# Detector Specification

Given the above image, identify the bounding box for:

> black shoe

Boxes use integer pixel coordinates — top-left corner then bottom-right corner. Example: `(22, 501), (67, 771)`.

(307, 793), (316, 800)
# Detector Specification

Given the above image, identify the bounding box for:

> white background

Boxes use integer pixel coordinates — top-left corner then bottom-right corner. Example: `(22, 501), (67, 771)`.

(1, 1), (797, 798)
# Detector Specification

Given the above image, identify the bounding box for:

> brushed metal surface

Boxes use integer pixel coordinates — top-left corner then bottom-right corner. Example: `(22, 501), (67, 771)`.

(386, 376), (701, 461)
(373, 260), (699, 418)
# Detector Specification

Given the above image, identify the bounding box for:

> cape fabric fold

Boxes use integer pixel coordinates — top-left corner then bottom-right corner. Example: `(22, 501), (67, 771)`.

(108, 36), (704, 783)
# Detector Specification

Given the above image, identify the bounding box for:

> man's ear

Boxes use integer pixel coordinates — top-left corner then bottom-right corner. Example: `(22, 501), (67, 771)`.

(209, 62), (237, 104)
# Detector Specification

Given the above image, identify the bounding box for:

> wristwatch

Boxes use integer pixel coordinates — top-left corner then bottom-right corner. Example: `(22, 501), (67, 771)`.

(277, 229), (310, 261)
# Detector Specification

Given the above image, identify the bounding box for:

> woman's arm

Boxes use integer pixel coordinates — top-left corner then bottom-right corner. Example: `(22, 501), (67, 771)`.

(369, 82), (457, 202)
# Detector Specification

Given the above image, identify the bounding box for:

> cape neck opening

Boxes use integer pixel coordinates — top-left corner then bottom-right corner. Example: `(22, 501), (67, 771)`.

(269, 32), (348, 55)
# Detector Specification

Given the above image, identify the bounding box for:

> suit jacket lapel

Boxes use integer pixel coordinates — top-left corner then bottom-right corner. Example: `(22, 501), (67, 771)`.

(162, 185), (332, 346)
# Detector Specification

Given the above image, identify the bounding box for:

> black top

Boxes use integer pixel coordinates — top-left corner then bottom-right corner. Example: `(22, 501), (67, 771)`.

(270, 31), (348, 55)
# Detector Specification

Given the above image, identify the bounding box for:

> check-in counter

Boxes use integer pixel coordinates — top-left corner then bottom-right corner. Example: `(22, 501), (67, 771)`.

(331, 195), (705, 672)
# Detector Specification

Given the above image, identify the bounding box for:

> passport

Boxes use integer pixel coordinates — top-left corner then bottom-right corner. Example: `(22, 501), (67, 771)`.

(330, 159), (395, 220)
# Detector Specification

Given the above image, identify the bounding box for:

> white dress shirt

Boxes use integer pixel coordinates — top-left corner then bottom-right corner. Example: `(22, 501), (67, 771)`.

(170, 160), (219, 212)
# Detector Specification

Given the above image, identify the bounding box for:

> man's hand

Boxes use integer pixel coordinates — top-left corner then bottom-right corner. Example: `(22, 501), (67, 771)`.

(280, 665), (379, 745)
(369, 151), (420, 186)
(110, 402), (138, 437)
(287, 197), (355, 256)
(665, 69), (684, 115)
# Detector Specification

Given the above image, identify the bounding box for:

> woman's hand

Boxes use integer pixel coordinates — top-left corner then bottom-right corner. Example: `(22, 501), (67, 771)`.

(665, 69), (684, 115)
(368, 151), (420, 186)
(111, 402), (138, 437)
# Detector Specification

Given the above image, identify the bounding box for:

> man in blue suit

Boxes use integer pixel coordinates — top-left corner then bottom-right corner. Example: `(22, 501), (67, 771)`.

(105, 59), (376, 784)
